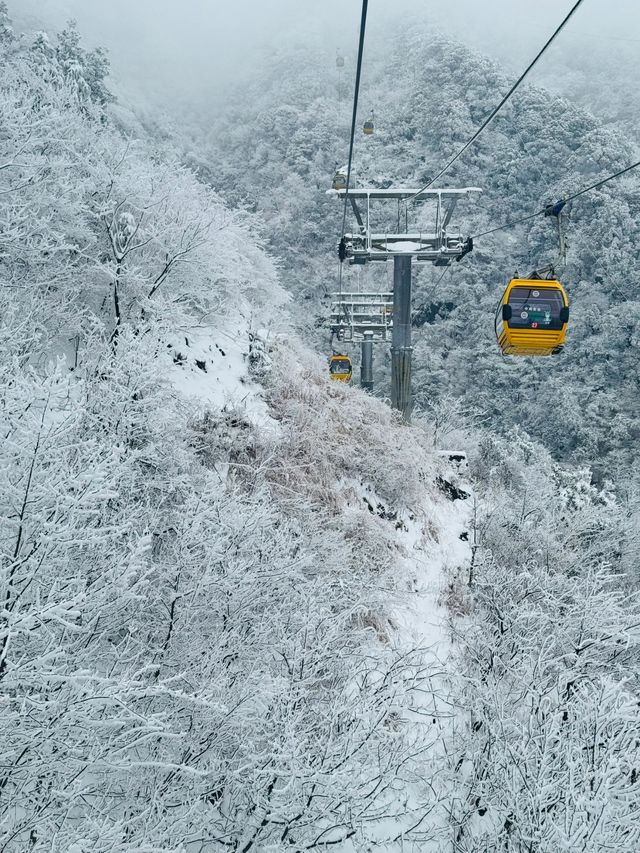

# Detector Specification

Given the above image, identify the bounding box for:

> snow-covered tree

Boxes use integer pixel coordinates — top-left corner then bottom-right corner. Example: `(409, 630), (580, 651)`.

(0, 1), (14, 46)
(55, 19), (112, 107)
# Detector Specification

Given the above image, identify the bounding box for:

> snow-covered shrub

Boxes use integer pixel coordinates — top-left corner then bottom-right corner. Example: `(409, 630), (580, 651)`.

(264, 340), (437, 513)
(449, 557), (640, 852)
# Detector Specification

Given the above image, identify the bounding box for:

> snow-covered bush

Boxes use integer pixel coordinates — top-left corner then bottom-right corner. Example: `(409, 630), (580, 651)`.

(445, 429), (640, 852)
(450, 557), (640, 852)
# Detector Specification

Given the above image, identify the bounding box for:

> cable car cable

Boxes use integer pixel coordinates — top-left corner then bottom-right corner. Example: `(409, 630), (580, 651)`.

(340, 0), (369, 241)
(471, 158), (640, 240)
(404, 0), (586, 203)
(558, 158), (640, 205)
(335, 0), (368, 331)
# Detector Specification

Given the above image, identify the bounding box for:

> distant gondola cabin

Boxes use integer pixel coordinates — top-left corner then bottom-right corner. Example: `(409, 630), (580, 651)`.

(332, 170), (347, 190)
(363, 118), (374, 135)
(496, 278), (569, 356)
(329, 354), (352, 382)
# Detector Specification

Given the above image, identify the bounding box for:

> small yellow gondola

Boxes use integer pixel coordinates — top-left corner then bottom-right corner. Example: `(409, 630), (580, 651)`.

(363, 119), (374, 135)
(329, 354), (352, 382)
(495, 278), (569, 356)
(332, 170), (347, 190)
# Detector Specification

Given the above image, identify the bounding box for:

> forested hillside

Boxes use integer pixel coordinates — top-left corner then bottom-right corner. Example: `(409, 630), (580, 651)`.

(1, 6), (639, 851)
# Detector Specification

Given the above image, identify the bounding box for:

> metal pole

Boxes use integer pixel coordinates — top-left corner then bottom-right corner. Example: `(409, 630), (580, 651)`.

(391, 254), (412, 422)
(360, 330), (373, 392)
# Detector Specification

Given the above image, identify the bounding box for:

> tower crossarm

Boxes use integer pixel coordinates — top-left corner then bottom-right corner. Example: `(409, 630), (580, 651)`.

(331, 187), (482, 200)
(333, 186), (481, 264)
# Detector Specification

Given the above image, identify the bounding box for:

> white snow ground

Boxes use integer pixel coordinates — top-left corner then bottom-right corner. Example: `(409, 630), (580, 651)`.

(166, 307), (279, 437)
(342, 464), (473, 851)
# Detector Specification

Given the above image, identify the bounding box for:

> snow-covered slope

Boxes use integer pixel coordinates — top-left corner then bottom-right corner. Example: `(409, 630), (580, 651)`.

(0, 15), (477, 848)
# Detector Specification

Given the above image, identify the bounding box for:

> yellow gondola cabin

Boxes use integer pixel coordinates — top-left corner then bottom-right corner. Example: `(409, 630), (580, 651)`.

(496, 278), (569, 356)
(332, 170), (347, 190)
(363, 110), (374, 135)
(329, 354), (352, 382)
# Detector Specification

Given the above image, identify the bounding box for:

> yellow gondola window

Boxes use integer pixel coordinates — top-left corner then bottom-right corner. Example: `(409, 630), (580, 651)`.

(330, 358), (351, 374)
(505, 286), (565, 330)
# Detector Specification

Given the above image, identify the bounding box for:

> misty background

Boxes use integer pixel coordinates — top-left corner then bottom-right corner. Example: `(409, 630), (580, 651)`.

(11, 0), (640, 115)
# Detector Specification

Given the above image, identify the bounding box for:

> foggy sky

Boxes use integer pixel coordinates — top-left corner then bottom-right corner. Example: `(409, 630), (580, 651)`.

(11, 0), (640, 108)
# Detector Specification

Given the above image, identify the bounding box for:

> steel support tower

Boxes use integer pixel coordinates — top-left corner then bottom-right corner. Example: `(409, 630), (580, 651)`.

(360, 330), (374, 392)
(332, 186), (480, 423)
(390, 256), (412, 419)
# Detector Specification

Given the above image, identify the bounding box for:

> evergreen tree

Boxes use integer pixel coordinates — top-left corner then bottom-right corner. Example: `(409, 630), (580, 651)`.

(0, 1), (14, 46)
(55, 19), (112, 107)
